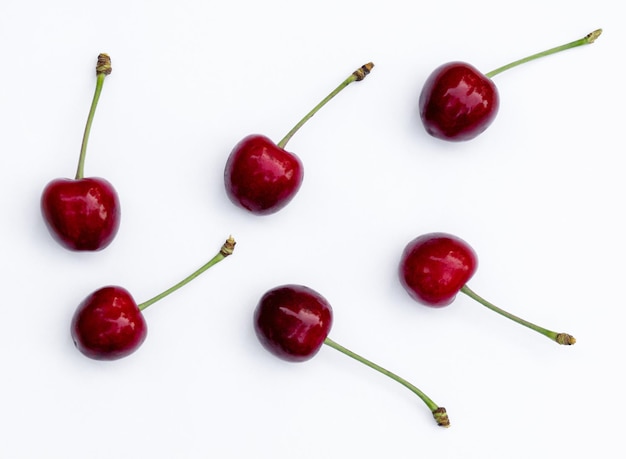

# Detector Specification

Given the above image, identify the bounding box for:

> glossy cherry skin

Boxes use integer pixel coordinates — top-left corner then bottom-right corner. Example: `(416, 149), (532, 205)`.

(41, 177), (120, 251)
(71, 286), (147, 361)
(224, 134), (304, 215)
(254, 284), (333, 362)
(419, 62), (499, 141)
(399, 233), (478, 307)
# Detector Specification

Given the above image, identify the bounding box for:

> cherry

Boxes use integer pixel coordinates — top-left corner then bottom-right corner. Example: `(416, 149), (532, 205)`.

(419, 62), (499, 142)
(399, 232), (576, 345)
(71, 236), (236, 360)
(71, 286), (147, 361)
(224, 62), (374, 215)
(254, 284), (332, 362)
(419, 29), (602, 141)
(254, 284), (450, 427)
(41, 53), (120, 251)
(224, 134), (303, 215)
(399, 232), (477, 307)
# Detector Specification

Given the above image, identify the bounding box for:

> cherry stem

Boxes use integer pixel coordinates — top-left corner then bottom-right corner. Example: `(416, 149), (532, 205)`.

(276, 62), (374, 149)
(323, 336), (449, 427)
(484, 29), (602, 79)
(137, 236), (236, 311)
(75, 53), (112, 180)
(460, 285), (575, 345)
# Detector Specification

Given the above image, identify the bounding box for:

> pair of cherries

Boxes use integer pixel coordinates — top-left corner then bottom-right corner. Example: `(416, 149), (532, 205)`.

(40, 54), (236, 361)
(253, 231), (575, 428)
(223, 29), (602, 218)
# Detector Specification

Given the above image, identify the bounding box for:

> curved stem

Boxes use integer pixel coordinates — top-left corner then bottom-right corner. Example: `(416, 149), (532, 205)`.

(138, 236), (236, 311)
(276, 62), (374, 149)
(75, 53), (112, 180)
(485, 29), (602, 79)
(323, 336), (449, 427)
(460, 285), (575, 345)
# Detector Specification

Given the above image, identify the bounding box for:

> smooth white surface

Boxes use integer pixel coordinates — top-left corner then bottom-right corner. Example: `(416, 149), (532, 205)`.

(0, 1), (623, 458)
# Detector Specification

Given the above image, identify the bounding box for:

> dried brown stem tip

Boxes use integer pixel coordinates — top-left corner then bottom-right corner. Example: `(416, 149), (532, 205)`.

(96, 53), (112, 76)
(586, 29), (602, 43)
(433, 407), (450, 428)
(353, 62), (374, 81)
(556, 333), (576, 345)
(220, 235), (237, 257)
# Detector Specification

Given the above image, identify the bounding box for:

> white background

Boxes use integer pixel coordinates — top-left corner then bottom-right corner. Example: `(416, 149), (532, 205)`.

(1, 1), (623, 458)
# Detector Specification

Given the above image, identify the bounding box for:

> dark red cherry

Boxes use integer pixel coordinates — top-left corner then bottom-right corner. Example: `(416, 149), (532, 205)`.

(71, 237), (236, 361)
(42, 53), (120, 251)
(224, 135), (303, 215)
(418, 29), (602, 142)
(253, 283), (450, 426)
(419, 62), (499, 142)
(399, 232), (576, 345)
(224, 63), (374, 215)
(71, 286), (147, 361)
(399, 232), (477, 306)
(254, 284), (332, 362)
(41, 177), (120, 251)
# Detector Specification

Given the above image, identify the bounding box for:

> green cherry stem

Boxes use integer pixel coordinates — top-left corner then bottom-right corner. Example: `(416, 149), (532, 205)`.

(276, 62), (374, 149)
(460, 285), (575, 345)
(75, 53), (112, 180)
(323, 336), (449, 427)
(137, 236), (236, 311)
(484, 29), (602, 79)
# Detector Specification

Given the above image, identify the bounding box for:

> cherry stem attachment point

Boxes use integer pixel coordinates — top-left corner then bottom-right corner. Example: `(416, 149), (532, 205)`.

(460, 285), (575, 345)
(137, 236), (236, 311)
(323, 336), (450, 427)
(276, 62), (374, 149)
(485, 29), (602, 79)
(75, 53), (112, 180)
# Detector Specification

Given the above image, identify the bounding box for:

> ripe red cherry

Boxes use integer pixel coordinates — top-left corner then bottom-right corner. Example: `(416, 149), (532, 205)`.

(41, 177), (120, 251)
(224, 62), (374, 215)
(224, 134), (303, 215)
(254, 284), (332, 362)
(419, 62), (499, 141)
(254, 284), (450, 427)
(418, 29), (602, 141)
(41, 53), (120, 251)
(399, 232), (576, 345)
(71, 286), (147, 361)
(71, 236), (236, 360)
(399, 232), (477, 306)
